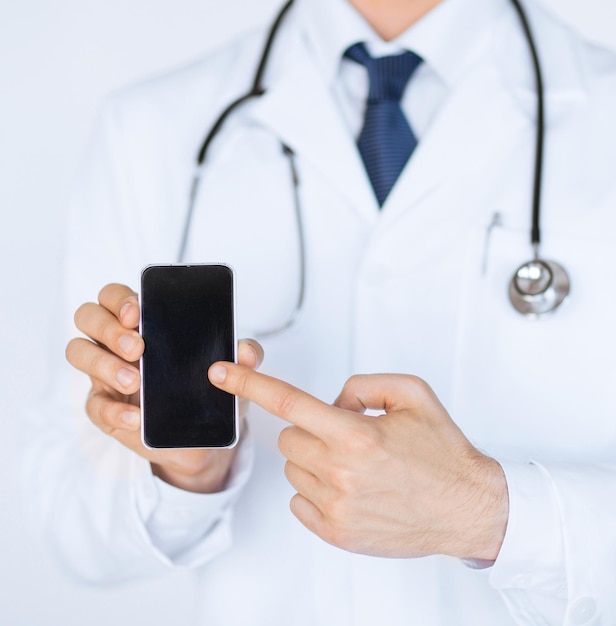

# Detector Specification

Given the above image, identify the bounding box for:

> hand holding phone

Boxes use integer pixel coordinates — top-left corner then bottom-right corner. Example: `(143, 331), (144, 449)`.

(140, 264), (238, 449)
(67, 281), (259, 492)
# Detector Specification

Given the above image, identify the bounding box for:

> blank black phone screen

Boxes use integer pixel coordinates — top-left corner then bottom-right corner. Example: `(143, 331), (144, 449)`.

(141, 264), (236, 448)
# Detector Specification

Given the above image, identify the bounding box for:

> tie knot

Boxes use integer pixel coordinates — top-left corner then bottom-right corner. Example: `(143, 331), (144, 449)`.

(345, 42), (423, 103)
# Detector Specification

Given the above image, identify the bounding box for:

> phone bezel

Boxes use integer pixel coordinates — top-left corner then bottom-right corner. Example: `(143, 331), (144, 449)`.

(139, 262), (239, 450)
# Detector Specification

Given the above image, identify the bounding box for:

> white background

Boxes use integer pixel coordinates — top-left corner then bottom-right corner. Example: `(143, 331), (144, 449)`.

(0, 0), (614, 623)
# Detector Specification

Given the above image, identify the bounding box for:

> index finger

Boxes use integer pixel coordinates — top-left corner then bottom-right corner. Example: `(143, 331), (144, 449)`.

(208, 362), (343, 440)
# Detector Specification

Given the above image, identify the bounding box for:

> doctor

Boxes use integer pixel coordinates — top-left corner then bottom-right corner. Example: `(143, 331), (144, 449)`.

(26, 0), (616, 624)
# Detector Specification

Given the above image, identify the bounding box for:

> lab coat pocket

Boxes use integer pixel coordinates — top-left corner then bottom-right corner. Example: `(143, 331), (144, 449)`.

(451, 225), (616, 460)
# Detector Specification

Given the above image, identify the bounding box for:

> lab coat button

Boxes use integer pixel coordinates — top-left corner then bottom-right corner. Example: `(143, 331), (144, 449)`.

(569, 597), (597, 625)
(513, 574), (531, 587)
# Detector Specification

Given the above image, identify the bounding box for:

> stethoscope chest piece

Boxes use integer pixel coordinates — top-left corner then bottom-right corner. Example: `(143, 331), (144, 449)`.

(509, 258), (570, 317)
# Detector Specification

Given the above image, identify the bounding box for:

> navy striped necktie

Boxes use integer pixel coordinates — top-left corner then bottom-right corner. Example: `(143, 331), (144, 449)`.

(345, 43), (423, 207)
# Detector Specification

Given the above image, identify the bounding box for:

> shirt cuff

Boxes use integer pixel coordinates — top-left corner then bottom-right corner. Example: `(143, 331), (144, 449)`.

(133, 433), (255, 567)
(489, 460), (566, 595)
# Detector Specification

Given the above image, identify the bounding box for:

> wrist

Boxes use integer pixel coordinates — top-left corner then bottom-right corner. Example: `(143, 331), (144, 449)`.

(463, 454), (509, 561)
(151, 448), (238, 494)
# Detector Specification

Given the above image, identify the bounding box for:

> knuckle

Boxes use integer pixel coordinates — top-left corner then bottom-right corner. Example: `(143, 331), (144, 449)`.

(95, 320), (122, 354)
(65, 338), (79, 365)
(235, 372), (251, 398)
(73, 300), (126, 356)
(84, 390), (96, 419)
(98, 421), (115, 436)
(324, 522), (351, 551)
(272, 387), (297, 420)
(327, 465), (356, 494)
(97, 284), (110, 302)
(407, 374), (432, 396)
(73, 302), (93, 330)
(277, 426), (294, 454)
(345, 374), (363, 388)
(87, 390), (133, 435)
(98, 283), (121, 303)
(88, 349), (108, 377)
(324, 496), (351, 529)
(86, 390), (111, 431)
(345, 423), (376, 455)
(98, 283), (138, 316)
(283, 460), (295, 482)
(66, 338), (109, 378)
(340, 374), (362, 398)
(321, 500), (363, 554)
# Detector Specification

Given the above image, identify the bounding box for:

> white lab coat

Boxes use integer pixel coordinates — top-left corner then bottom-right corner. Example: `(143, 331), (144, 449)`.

(23, 0), (616, 624)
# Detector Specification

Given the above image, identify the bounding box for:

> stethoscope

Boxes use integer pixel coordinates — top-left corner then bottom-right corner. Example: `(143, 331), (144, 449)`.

(179, 0), (570, 329)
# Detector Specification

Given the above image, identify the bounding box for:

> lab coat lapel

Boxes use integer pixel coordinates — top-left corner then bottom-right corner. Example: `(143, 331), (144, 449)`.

(383, 65), (529, 221)
(247, 36), (378, 222)
(381, 12), (588, 223)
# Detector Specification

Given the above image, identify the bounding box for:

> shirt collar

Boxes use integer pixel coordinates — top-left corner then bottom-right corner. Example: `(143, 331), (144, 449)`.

(298, 0), (510, 89)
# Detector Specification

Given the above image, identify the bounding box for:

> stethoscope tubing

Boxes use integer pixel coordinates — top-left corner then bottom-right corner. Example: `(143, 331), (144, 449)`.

(509, 0), (545, 251)
(178, 0), (295, 264)
(180, 0), (570, 321)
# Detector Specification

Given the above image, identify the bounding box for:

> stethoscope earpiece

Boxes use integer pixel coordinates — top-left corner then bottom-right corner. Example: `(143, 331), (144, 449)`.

(509, 258), (570, 317)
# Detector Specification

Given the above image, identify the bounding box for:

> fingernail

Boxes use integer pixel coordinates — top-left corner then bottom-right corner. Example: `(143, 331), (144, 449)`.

(116, 367), (136, 388)
(119, 333), (139, 355)
(121, 410), (139, 429)
(246, 341), (259, 361)
(209, 364), (227, 383)
(120, 301), (135, 320)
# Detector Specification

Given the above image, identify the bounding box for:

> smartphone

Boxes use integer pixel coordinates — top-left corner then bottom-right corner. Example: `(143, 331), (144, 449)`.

(140, 263), (238, 449)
